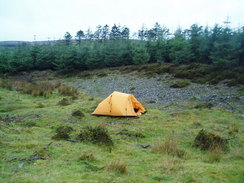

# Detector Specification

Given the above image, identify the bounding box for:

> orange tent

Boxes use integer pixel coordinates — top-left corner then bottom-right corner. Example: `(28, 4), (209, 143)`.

(92, 91), (146, 116)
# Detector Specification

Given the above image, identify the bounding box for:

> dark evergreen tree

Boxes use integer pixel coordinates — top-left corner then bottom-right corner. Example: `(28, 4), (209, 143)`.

(101, 25), (110, 40)
(121, 26), (130, 40)
(75, 30), (85, 45)
(110, 24), (121, 40)
(138, 25), (148, 41)
(94, 25), (103, 40)
(188, 24), (203, 62)
(64, 32), (72, 45)
(85, 28), (93, 40)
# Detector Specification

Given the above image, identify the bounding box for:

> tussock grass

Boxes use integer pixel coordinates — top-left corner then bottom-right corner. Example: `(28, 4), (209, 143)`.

(57, 97), (71, 106)
(204, 146), (223, 163)
(227, 123), (240, 136)
(0, 79), (80, 98)
(0, 79), (61, 97)
(58, 83), (79, 97)
(170, 80), (190, 88)
(52, 126), (74, 140)
(96, 72), (108, 77)
(152, 138), (187, 158)
(192, 121), (202, 127)
(79, 152), (96, 161)
(77, 126), (113, 146)
(230, 148), (244, 160)
(159, 156), (183, 172)
(71, 110), (85, 118)
(106, 160), (127, 174)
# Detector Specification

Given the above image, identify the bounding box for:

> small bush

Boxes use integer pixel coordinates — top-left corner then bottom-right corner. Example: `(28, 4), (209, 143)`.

(106, 160), (127, 174)
(77, 126), (113, 146)
(52, 126), (74, 140)
(58, 98), (71, 106)
(170, 80), (190, 88)
(194, 129), (228, 151)
(72, 110), (85, 118)
(194, 103), (214, 109)
(152, 138), (187, 158)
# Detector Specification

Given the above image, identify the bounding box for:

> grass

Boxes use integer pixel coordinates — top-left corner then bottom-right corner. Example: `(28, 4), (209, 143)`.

(77, 126), (113, 146)
(204, 147), (223, 163)
(170, 80), (190, 88)
(52, 126), (74, 140)
(79, 152), (96, 161)
(117, 63), (244, 86)
(0, 75), (244, 182)
(106, 160), (127, 174)
(152, 138), (187, 158)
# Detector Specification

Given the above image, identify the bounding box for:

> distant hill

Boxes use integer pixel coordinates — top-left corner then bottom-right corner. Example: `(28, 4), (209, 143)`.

(0, 41), (30, 48)
(0, 40), (55, 48)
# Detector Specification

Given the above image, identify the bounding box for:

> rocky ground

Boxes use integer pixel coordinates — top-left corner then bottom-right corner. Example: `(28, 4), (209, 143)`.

(69, 71), (243, 112)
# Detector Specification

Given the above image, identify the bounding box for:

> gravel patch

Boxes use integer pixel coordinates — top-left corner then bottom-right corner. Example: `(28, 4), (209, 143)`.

(69, 72), (243, 111)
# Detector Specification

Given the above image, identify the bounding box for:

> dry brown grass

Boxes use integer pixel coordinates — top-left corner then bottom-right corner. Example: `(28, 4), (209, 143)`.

(204, 146), (223, 163)
(152, 138), (187, 158)
(79, 152), (96, 161)
(58, 83), (79, 97)
(159, 156), (183, 172)
(0, 79), (61, 97)
(0, 80), (80, 98)
(227, 123), (240, 136)
(230, 148), (244, 160)
(106, 160), (127, 174)
(192, 121), (202, 127)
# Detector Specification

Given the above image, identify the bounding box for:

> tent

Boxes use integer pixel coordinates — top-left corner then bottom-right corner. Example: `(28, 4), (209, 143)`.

(92, 91), (146, 116)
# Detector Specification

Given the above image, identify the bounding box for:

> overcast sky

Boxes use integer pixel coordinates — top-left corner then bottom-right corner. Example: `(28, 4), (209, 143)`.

(0, 0), (243, 41)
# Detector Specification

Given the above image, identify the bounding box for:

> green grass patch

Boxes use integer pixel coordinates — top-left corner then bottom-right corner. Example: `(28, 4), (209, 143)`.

(170, 80), (190, 88)
(0, 84), (243, 183)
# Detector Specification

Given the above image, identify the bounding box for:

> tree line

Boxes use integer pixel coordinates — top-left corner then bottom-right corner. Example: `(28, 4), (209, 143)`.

(0, 23), (243, 74)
